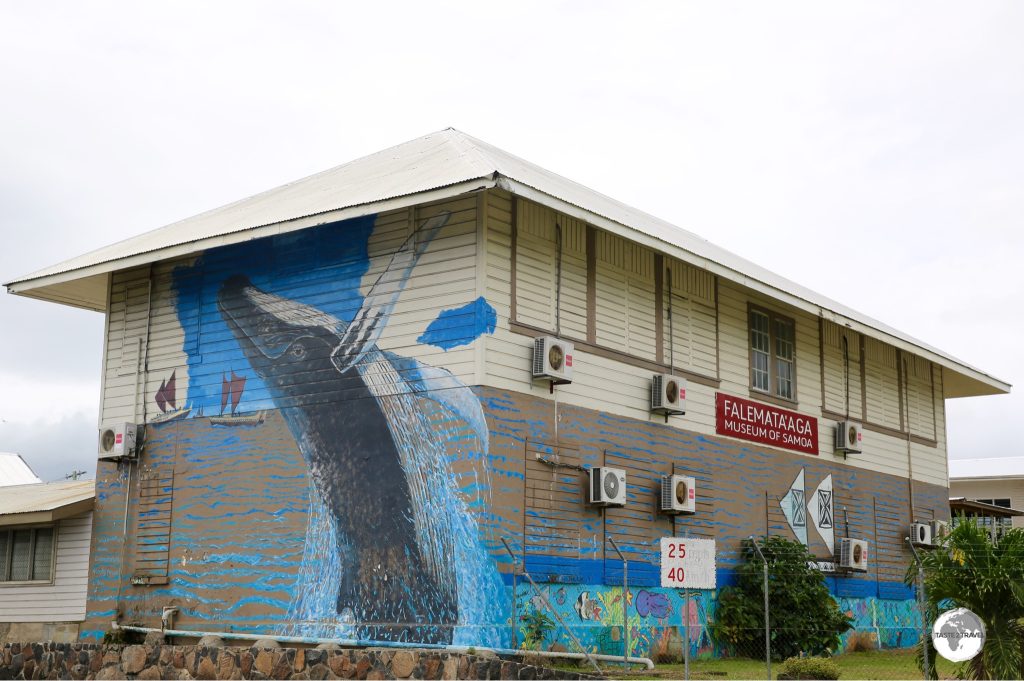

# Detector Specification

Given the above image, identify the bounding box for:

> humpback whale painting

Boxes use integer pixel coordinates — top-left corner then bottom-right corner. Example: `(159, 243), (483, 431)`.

(165, 210), (505, 645)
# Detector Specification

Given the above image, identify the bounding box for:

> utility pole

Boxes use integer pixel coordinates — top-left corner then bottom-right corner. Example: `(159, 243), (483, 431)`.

(65, 470), (87, 480)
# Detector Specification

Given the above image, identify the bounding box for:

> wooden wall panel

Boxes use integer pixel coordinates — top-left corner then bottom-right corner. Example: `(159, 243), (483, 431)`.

(482, 194), (950, 485)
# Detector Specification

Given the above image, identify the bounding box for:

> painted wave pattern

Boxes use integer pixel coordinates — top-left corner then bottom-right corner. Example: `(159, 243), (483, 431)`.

(83, 419), (312, 640)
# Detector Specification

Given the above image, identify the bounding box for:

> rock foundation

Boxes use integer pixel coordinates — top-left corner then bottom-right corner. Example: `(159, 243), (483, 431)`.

(0, 642), (597, 680)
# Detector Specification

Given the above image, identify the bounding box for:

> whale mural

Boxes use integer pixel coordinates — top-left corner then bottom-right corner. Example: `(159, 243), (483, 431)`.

(118, 210), (508, 644)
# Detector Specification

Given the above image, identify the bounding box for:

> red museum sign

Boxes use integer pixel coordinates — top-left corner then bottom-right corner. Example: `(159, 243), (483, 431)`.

(715, 393), (818, 455)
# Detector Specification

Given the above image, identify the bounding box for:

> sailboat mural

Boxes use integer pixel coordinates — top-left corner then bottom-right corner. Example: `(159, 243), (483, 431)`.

(209, 370), (265, 426)
(151, 370), (191, 423)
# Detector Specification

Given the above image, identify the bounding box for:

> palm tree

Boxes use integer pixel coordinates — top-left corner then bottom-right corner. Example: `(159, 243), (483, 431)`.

(907, 517), (1024, 679)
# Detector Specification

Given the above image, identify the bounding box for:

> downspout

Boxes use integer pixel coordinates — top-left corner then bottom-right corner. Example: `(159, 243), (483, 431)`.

(110, 623), (656, 670)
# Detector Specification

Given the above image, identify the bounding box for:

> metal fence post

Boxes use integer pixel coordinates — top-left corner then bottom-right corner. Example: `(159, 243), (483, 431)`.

(500, 537), (519, 649)
(502, 537), (603, 676)
(749, 536), (770, 681)
(683, 587), (690, 681)
(906, 537), (930, 679)
(608, 536), (629, 671)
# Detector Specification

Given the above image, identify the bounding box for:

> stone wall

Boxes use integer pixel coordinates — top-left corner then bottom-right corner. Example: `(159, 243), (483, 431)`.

(0, 642), (597, 680)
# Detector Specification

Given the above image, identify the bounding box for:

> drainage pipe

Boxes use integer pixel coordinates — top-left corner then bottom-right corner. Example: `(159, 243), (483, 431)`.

(111, 622), (656, 670)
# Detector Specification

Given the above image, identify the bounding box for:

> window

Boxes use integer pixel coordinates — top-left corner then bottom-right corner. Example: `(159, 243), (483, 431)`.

(0, 526), (55, 582)
(749, 306), (796, 401)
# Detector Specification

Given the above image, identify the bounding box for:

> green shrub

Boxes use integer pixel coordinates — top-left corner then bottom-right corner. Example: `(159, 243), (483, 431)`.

(712, 536), (852, 661)
(521, 608), (555, 650)
(777, 656), (841, 680)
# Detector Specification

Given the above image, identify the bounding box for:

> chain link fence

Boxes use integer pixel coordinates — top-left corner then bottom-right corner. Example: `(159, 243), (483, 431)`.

(505, 535), (961, 680)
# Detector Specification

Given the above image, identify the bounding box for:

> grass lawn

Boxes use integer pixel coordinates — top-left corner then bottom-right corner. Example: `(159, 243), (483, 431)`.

(559, 648), (960, 679)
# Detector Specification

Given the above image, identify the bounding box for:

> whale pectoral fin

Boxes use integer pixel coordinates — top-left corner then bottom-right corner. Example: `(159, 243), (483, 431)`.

(330, 309), (386, 375)
(327, 212), (453, 375)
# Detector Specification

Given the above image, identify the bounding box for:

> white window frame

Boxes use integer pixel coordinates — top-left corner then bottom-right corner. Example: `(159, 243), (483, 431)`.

(749, 304), (797, 402)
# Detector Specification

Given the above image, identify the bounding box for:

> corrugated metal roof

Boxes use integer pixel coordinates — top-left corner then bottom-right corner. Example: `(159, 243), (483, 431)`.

(949, 457), (1024, 481)
(0, 479), (94, 523)
(0, 452), (42, 486)
(4, 128), (1010, 397)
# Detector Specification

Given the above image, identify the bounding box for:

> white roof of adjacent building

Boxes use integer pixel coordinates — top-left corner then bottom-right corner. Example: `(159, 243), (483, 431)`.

(0, 479), (94, 526)
(0, 452), (42, 486)
(4, 128), (1010, 398)
(949, 457), (1024, 481)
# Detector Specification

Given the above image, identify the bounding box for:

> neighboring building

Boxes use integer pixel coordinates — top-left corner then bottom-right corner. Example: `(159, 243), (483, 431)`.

(0, 480), (94, 644)
(4, 130), (1010, 655)
(0, 453), (42, 486)
(948, 497), (1024, 540)
(949, 457), (1024, 531)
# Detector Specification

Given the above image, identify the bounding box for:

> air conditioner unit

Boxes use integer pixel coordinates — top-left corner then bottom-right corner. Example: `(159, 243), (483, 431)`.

(910, 522), (933, 547)
(532, 336), (574, 383)
(651, 374), (686, 415)
(98, 423), (138, 461)
(836, 538), (869, 572)
(659, 474), (696, 514)
(835, 421), (863, 455)
(589, 467), (626, 507)
(931, 519), (950, 543)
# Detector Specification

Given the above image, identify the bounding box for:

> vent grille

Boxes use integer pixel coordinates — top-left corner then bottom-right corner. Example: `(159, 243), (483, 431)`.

(533, 337), (546, 375)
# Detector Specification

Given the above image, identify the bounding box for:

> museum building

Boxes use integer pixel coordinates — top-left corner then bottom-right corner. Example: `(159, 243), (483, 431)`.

(5, 129), (1009, 655)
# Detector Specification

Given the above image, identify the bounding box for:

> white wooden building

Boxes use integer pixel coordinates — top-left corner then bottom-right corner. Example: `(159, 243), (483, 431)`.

(0, 480), (94, 643)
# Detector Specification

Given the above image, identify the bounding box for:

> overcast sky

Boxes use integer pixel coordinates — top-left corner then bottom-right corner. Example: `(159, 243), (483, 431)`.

(0, 1), (1020, 482)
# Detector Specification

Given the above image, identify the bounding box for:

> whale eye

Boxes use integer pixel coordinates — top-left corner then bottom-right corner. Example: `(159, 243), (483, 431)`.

(289, 343), (307, 360)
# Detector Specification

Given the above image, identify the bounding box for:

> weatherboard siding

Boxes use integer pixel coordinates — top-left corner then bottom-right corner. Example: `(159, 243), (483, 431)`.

(99, 199), (481, 425)
(0, 513), (92, 623)
(949, 479), (1024, 529)
(481, 193), (948, 486)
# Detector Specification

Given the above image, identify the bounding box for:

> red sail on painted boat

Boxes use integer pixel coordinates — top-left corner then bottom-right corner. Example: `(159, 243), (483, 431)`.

(154, 370), (177, 413)
(220, 373), (230, 415)
(229, 371), (245, 415)
(165, 371), (177, 410)
(220, 371), (246, 416)
(155, 379), (167, 413)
